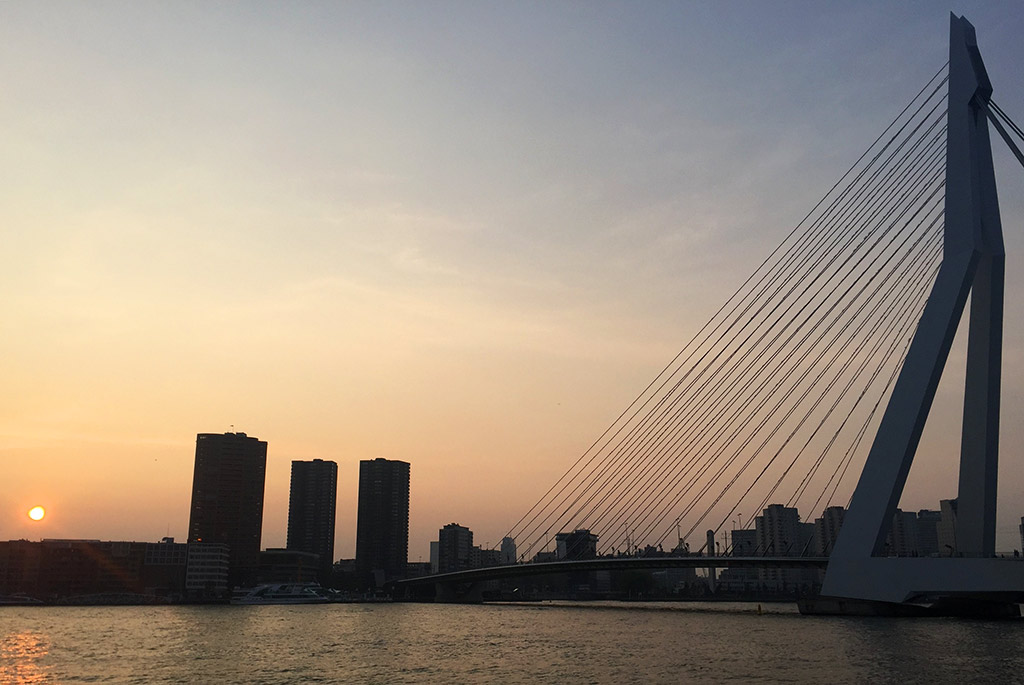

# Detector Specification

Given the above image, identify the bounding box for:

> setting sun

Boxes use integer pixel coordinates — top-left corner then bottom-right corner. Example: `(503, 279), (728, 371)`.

(28, 506), (45, 521)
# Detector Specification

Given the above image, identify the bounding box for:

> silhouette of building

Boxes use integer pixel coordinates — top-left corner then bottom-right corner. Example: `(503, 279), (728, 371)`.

(429, 541), (439, 574)
(938, 498), (958, 555)
(437, 523), (472, 573)
(916, 509), (941, 556)
(500, 537), (517, 565)
(187, 432), (267, 587)
(813, 506), (845, 557)
(258, 549), (320, 583)
(286, 459), (337, 583)
(471, 546), (502, 568)
(885, 509), (942, 557)
(0, 538), (217, 601)
(185, 542), (230, 598)
(755, 504), (816, 589)
(355, 458), (410, 583)
(555, 529), (598, 560)
(730, 528), (757, 555)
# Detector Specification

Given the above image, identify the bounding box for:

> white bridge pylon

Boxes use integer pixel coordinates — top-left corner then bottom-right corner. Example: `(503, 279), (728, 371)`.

(821, 14), (1021, 605)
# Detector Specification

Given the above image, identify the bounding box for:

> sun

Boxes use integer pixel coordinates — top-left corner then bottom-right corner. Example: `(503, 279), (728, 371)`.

(28, 506), (45, 521)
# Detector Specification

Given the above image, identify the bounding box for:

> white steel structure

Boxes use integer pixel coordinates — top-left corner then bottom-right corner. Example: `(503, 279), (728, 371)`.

(820, 14), (1020, 607)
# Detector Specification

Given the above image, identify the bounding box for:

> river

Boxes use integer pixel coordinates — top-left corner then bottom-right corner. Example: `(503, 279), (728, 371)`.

(2, 601), (1023, 683)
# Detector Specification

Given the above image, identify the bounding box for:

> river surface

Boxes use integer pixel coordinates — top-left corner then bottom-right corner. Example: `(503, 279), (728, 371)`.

(2, 601), (1023, 683)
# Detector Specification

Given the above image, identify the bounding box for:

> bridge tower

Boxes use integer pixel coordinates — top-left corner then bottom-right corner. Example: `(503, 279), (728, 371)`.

(818, 14), (1022, 611)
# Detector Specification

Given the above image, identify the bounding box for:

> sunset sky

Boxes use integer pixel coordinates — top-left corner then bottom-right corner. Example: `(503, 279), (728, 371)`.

(3, 2), (1024, 560)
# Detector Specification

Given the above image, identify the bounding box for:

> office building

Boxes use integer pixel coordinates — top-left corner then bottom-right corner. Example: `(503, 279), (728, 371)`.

(286, 459), (338, 583)
(355, 458), (410, 583)
(187, 432), (267, 587)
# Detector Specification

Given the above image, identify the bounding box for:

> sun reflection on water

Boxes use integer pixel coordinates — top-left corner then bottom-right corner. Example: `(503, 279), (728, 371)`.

(0, 631), (51, 684)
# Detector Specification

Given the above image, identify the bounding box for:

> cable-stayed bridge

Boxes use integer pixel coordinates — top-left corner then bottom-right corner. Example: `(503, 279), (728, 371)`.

(398, 15), (1024, 615)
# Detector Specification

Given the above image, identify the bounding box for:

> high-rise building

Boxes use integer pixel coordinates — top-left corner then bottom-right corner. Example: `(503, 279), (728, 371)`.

(437, 523), (472, 573)
(187, 432), (267, 588)
(355, 458), (410, 583)
(286, 459), (338, 583)
(938, 498), (958, 555)
(555, 529), (598, 560)
(813, 506), (845, 557)
(755, 504), (816, 589)
(916, 510), (941, 556)
(500, 537), (517, 565)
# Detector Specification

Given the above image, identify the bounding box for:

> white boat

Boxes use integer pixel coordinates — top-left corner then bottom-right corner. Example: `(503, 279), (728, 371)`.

(230, 583), (331, 605)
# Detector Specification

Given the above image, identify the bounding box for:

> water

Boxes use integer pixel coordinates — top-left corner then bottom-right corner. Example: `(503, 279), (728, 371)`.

(2, 601), (1024, 683)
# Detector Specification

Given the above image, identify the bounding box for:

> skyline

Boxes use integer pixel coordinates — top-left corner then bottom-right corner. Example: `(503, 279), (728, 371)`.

(4, 3), (1024, 559)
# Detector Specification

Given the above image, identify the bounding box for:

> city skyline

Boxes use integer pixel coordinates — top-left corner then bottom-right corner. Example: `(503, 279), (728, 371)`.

(4, 3), (1024, 559)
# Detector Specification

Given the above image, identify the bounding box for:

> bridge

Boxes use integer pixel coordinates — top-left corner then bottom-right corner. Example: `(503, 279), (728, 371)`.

(397, 15), (1024, 615)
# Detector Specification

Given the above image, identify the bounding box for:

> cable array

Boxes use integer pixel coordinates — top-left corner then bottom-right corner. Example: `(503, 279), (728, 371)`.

(503, 64), (951, 561)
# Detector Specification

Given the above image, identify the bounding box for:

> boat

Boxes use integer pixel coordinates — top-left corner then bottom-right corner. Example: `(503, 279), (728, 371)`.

(230, 583), (331, 605)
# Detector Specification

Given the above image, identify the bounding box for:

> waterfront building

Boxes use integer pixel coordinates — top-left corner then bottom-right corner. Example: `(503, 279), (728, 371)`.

(258, 548), (321, 583)
(938, 498), (958, 555)
(471, 546), (502, 568)
(887, 509), (921, 556)
(813, 506), (845, 557)
(755, 504), (816, 589)
(355, 458), (410, 583)
(916, 510), (942, 555)
(500, 537), (517, 565)
(437, 523), (472, 573)
(185, 542), (230, 598)
(0, 539), (201, 601)
(730, 528), (757, 556)
(187, 432), (267, 587)
(287, 459), (338, 583)
(555, 529), (598, 560)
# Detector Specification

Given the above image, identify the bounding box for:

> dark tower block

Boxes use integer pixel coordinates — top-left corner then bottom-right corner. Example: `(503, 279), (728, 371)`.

(188, 432), (267, 588)
(287, 459), (338, 584)
(355, 458), (410, 585)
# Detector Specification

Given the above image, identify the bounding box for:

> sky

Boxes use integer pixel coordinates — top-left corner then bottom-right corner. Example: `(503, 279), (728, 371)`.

(3, 2), (1024, 560)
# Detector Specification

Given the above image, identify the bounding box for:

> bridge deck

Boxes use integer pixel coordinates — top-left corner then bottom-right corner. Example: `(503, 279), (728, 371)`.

(397, 556), (828, 586)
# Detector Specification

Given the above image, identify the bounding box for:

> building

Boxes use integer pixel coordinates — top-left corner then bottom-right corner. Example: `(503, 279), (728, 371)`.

(471, 546), (502, 568)
(916, 510), (941, 556)
(813, 506), (845, 557)
(887, 509), (920, 556)
(938, 498), (958, 555)
(555, 530), (598, 560)
(355, 458), (410, 584)
(500, 537), (517, 565)
(185, 542), (230, 598)
(755, 504), (816, 590)
(0, 539), (199, 601)
(286, 459), (338, 583)
(258, 549), (321, 583)
(187, 432), (267, 587)
(730, 528), (757, 556)
(437, 523), (473, 573)
(1020, 517), (1024, 554)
